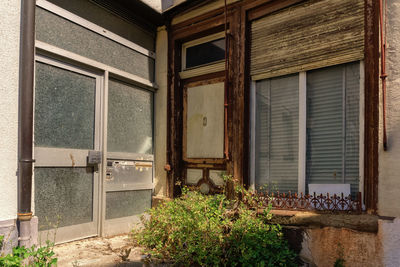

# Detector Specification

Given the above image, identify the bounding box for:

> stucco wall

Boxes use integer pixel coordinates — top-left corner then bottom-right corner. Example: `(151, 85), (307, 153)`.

(0, 0), (20, 222)
(379, 218), (400, 266)
(378, 0), (400, 218)
(299, 227), (383, 266)
(154, 26), (168, 197)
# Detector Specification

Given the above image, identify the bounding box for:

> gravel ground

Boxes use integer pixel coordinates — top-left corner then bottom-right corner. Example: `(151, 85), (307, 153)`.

(53, 234), (146, 267)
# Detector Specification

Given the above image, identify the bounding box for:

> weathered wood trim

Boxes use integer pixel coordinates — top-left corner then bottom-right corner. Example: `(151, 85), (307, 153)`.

(240, 5), (250, 188)
(363, 0), (379, 213)
(167, 9), (235, 198)
(166, 22), (174, 198)
(171, 1), (243, 31)
(247, 0), (304, 21)
(184, 76), (225, 88)
(172, 16), (226, 41)
(181, 71), (225, 84)
(167, 0), (377, 203)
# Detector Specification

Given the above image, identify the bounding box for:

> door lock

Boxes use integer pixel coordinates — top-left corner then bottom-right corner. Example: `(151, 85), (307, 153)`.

(87, 150), (102, 165)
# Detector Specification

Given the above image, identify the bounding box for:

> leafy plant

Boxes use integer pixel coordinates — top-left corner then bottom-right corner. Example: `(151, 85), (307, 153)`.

(0, 240), (57, 267)
(133, 188), (297, 266)
(0, 236), (4, 251)
(334, 243), (345, 267)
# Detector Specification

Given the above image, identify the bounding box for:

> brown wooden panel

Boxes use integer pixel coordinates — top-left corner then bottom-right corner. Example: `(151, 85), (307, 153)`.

(363, 0), (379, 213)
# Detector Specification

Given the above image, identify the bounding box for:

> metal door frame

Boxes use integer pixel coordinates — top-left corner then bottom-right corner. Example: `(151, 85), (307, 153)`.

(100, 75), (154, 237)
(34, 55), (104, 243)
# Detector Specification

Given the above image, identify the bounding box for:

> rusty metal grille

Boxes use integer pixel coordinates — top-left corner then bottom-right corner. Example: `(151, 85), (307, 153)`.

(242, 191), (363, 213)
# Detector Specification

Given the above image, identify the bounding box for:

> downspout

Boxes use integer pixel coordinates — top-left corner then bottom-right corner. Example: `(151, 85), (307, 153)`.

(18, 0), (36, 247)
(379, 0), (388, 151)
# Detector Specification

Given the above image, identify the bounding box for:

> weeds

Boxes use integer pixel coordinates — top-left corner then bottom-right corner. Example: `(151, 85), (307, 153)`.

(0, 240), (57, 267)
(0, 216), (59, 266)
(133, 186), (297, 266)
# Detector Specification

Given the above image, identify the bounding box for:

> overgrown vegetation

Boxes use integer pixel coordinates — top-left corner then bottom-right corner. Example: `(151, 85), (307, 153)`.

(334, 243), (346, 267)
(0, 237), (57, 267)
(133, 185), (297, 266)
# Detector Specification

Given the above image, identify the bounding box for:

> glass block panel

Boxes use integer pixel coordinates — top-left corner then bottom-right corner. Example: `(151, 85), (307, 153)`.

(35, 62), (95, 149)
(106, 190), (152, 220)
(107, 80), (153, 154)
(34, 167), (94, 230)
(36, 7), (155, 81)
(185, 38), (225, 69)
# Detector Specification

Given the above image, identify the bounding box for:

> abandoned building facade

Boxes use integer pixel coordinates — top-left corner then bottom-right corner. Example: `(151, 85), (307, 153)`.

(1, 0), (400, 265)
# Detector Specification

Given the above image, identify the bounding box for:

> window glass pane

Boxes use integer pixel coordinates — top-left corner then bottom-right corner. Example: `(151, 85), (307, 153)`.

(185, 38), (225, 69)
(107, 80), (153, 154)
(35, 62), (95, 149)
(36, 8), (155, 81)
(255, 74), (299, 193)
(106, 190), (152, 220)
(34, 167), (94, 230)
(306, 63), (359, 195)
(345, 63), (360, 195)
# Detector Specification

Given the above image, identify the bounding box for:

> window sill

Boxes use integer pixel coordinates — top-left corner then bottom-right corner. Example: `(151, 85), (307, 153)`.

(266, 209), (378, 233)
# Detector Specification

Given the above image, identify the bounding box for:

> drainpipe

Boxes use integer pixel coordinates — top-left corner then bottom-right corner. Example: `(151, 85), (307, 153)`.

(18, 0), (36, 247)
(379, 0), (388, 151)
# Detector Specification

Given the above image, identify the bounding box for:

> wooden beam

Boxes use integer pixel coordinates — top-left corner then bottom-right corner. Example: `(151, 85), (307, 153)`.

(363, 0), (379, 213)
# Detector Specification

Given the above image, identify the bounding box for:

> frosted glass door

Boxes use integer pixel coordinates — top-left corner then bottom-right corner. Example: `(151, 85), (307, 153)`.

(34, 56), (101, 243)
(104, 79), (153, 236)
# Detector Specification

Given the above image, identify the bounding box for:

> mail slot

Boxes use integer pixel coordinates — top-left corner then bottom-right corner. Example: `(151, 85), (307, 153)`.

(105, 160), (153, 191)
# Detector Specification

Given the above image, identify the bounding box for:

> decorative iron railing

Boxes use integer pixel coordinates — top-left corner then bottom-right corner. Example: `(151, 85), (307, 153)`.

(241, 191), (363, 213)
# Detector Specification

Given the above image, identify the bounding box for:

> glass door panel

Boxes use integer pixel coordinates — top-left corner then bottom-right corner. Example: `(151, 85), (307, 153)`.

(34, 56), (101, 243)
(103, 79), (153, 236)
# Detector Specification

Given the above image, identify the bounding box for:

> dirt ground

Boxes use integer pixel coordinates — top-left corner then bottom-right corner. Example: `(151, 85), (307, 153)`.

(53, 234), (146, 267)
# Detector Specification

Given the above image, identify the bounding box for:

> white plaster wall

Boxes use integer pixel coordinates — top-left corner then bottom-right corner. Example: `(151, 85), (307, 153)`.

(0, 1), (21, 221)
(154, 26), (168, 196)
(378, 2), (400, 266)
(378, 0), (400, 218)
(379, 218), (400, 266)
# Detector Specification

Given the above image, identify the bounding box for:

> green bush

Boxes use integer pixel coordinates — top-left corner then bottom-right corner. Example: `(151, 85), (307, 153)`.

(133, 188), (297, 266)
(0, 240), (57, 267)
